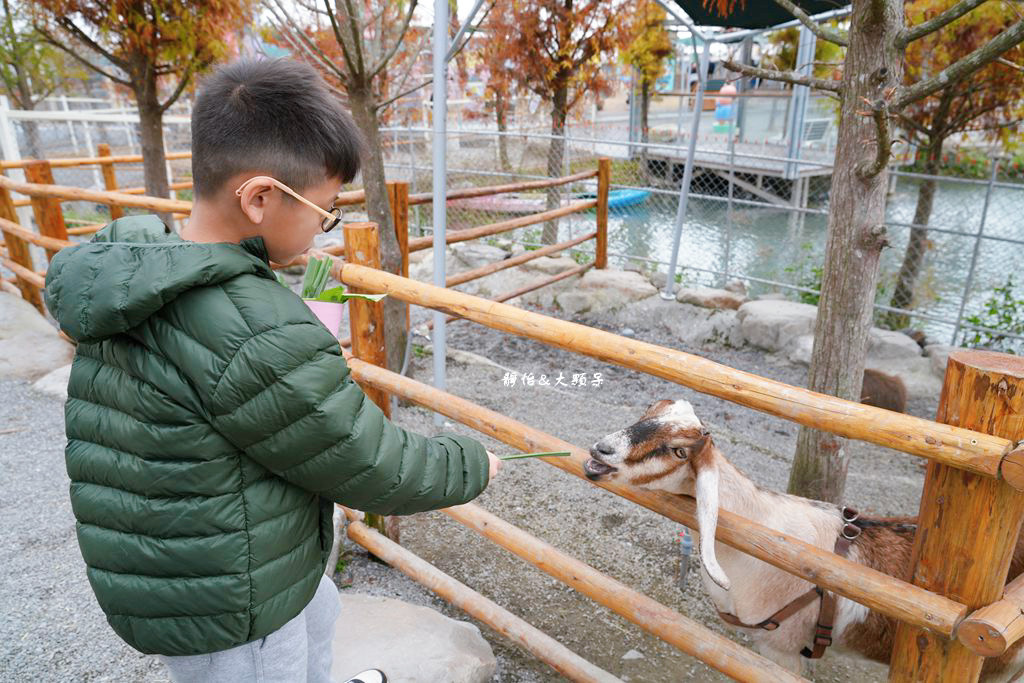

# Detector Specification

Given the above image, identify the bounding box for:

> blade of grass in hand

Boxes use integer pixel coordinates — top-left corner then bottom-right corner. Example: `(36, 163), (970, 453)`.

(498, 451), (572, 460)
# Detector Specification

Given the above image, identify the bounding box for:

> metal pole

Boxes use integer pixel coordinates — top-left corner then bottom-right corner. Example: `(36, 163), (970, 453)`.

(431, 0), (448, 426)
(662, 37), (710, 300)
(723, 83), (739, 287)
(784, 26), (814, 179)
(952, 157), (1001, 345)
(736, 37), (753, 145)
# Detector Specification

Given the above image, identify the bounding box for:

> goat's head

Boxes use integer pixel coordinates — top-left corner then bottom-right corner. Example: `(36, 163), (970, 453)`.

(584, 399), (730, 590)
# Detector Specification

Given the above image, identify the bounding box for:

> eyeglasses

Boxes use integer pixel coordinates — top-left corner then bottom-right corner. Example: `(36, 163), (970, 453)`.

(234, 175), (344, 233)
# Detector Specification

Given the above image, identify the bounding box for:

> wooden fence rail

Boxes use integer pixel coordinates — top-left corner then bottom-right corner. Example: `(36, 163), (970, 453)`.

(335, 262), (1015, 480)
(336, 231), (1024, 682)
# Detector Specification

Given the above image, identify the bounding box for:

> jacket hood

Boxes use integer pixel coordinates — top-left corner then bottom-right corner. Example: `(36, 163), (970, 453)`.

(44, 215), (275, 343)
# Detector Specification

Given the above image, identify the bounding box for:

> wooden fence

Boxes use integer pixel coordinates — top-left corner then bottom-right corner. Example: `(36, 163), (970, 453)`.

(8, 151), (1024, 680)
(0, 149), (609, 333)
(330, 222), (1024, 682)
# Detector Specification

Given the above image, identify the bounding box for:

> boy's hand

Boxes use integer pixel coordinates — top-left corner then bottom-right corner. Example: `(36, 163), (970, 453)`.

(486, 450), (502, 481)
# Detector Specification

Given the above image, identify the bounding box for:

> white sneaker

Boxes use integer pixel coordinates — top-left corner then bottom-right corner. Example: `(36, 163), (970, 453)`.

(343, 670), (387, 683)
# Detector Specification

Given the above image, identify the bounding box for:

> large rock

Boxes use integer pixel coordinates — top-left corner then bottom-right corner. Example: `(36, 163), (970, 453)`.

(868, 328), (923, 360)
(666, 303), (744, 347)
(553, 268), (657, 316)
(0, 293), (75, 381)
(331, 594), (496, 683)
(450, 242), (510, 270)
(32, 363), (72, 400)
(865, 356), (943, 401)
(735, 300), (818, 353)
(676, 286), (746, 310)
(924, 344), (967, 379)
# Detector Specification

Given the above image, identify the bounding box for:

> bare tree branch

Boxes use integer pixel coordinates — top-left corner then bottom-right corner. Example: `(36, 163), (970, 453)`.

(895, 110), (931, 136)
(268, 0), (347, 81)
(322, 0), (358, 76)
(998, 56), (1024, 72)
(375, 78), (431, 111)
(369, 0), (418, 78)
(380, 22), (431, 106)
(895, 19), (1024, 108)
(897, 0), (991, 48)
(36, 27), (131, 86)
(722, 59), (842, 93)
(772, 0), (849, 46)
(159, 59), (202, 113)
(339, 0), (367, 76)
(857, 99), (893, 178)
(54, 17), (128, 70)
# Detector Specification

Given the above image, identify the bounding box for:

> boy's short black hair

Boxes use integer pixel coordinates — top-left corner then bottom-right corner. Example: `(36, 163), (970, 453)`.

(191, 58), (364, 199)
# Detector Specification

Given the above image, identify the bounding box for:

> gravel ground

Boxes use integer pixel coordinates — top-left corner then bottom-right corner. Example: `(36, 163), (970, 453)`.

(0, 290), (935, 682)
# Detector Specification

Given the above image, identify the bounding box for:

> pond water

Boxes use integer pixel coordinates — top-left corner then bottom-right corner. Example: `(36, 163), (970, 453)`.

(592, 176), (1024, 346)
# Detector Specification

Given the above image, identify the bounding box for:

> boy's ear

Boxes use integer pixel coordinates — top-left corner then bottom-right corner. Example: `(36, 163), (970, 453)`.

(236, 178), (273, 225)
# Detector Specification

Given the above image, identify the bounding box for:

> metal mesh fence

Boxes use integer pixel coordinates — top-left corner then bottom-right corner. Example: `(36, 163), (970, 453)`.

(4, 94), (1023, 350)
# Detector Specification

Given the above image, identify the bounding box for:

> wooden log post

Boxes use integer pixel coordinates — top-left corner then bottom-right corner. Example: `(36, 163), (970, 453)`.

(343, 222), (398, 543)
(97, 143), (124, 220)
(595, 158), (610, 269)
(958, 573), (1024, 657)
(890, 351), (1024, 682)
(0, 186), (43, 311)
(23, 161), (69, 262)
(387, 182), (410, 333)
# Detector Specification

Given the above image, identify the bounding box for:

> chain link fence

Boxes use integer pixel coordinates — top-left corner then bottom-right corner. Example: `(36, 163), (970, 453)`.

(3, 94), (1023, 351)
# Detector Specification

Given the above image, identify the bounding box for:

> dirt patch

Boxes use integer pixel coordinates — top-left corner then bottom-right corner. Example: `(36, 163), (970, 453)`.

(335, 294), (930, 681)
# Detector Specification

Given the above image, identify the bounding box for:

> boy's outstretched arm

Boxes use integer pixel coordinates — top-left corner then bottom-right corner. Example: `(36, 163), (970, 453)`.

(204, 319), (493, 515)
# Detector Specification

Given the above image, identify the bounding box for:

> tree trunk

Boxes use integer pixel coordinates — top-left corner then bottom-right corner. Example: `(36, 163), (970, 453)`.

(787, 0), (903, 503)
(347, 85), (407, 376)
(543, 84), (568, 245)
(495, 88), (511, 173)
(884, 96), (952, 330)
(134, 70), (171, 224)
(639, 79), (650, 184)
(13, 65), (43, 159)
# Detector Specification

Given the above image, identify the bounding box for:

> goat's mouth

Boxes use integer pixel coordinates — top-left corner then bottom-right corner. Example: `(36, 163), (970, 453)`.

(584, 458), (618, 481)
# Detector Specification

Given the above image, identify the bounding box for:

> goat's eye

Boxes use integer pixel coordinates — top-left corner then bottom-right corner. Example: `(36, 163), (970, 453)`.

(673, 447), (689, 460)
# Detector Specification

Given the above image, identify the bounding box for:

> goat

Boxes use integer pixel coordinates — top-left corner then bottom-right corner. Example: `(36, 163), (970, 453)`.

(584, 399), (1024, 679)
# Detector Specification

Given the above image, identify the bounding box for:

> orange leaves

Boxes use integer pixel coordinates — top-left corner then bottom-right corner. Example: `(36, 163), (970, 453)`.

(701, 0), (746, 19)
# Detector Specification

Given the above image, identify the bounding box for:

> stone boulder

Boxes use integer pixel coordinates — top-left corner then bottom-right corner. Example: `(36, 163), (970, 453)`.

(735, 300), (818, 353)
(663, 303), (744, 347)
(648, 270), (680, 294)
(676, 286), (746, 310)
(450, 242), (510, 270)
(0, 293), (75, 381)
(553, 268), (657, 316)
(868, 328), (923, 360)
(32, 363), (72, 400)
(865, 356), (942, 402)
(924, 344), (968, 379)
(331, 594), (496, 683)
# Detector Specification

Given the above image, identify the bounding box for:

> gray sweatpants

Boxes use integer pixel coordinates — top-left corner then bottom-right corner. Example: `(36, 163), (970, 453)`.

(157, 575), (341, 683)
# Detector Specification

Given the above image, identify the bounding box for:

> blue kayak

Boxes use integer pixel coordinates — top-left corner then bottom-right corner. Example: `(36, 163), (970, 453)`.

(577, 188), (651, 209)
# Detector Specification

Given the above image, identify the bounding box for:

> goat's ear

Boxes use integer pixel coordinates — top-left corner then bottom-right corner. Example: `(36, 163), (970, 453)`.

(643, 399), (673, 419)
(693, 445), (730, 590)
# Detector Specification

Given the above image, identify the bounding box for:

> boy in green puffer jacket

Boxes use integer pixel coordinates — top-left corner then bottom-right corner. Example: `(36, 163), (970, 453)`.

(43, 58), (500, 683)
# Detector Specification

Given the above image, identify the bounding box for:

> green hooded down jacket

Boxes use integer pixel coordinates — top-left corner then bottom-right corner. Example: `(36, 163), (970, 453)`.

(43, 215), (490, 656)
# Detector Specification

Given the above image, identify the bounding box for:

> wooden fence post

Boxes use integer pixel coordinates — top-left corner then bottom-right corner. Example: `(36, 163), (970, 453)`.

(343, 221), (399, 543)
(595, 158), (609, 269)
(0, 185), (43, 311)
(23, 161), (68, 262)
(890, 351), (1024, 682)
(387, 181), (411, 332)
(97, 143), (124, 220)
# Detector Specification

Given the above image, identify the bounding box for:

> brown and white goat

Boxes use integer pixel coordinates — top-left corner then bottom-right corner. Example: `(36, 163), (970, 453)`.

(584, 399), (1024, 679)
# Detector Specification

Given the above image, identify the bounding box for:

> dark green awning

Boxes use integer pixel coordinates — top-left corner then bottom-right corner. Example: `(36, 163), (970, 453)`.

(672, 1), (848, 29)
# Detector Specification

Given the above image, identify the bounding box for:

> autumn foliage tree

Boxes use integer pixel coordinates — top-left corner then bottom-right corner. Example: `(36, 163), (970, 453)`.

(485, 0), (623, 243)
(32, 0), (255, 208)
(0, 0), (85, 158)
(619, 0), (673, 180)
(266, 0), (436, 377)
(884, 0), (1024, 330)
(709, 0), (1024, 507)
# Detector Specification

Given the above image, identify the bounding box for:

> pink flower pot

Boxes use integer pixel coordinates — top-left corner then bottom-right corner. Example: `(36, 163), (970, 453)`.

(305, 299), (344, 337)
